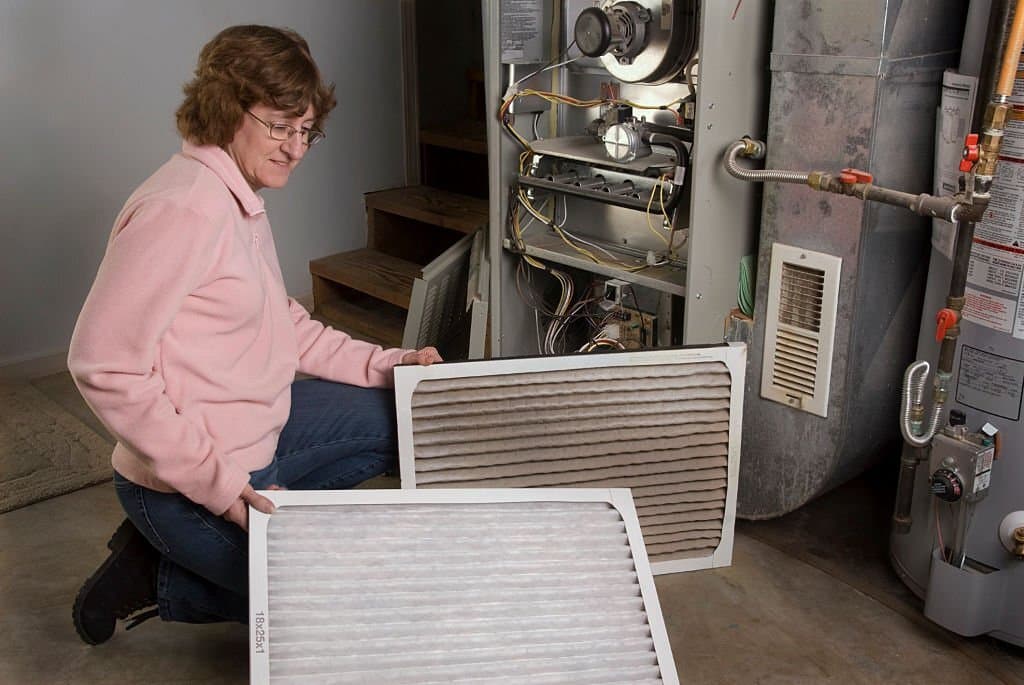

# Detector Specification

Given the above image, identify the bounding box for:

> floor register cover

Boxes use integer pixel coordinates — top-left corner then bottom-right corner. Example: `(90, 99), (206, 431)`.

(249, 489), (678, 684)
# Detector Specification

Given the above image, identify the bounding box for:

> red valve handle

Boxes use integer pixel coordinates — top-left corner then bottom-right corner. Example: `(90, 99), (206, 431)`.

(936, 308), (958, 342)
(964, 133), (980, 160)
(960, 133), (980, 173)
(839, 168), (874, 185)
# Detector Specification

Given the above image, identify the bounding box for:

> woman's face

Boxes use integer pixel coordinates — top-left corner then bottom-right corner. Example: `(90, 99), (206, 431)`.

(225, 104), (316, 192)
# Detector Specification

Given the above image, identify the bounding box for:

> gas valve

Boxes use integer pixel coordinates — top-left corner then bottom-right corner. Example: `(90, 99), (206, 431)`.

(602, 120), (651, 163)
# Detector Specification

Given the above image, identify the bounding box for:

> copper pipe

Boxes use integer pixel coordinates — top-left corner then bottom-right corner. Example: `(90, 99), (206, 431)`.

(976, 1), (1024, 180)
(996, 3), (1024, 97)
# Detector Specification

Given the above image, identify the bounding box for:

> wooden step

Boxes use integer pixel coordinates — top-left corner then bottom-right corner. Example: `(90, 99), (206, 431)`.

(310, 249), (419, 309)
(312, 296), (405, 348)
(365, 185), (487, 236)
(420, 120), (487, 155)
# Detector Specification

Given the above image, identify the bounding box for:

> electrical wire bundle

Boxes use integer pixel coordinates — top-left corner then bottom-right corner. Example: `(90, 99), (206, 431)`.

(511, 185), (651, 355)
(501, 75), (691, 270)
(501, 47), (695, 354)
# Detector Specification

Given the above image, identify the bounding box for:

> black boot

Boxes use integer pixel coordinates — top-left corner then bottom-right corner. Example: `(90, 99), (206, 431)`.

(73, 519), (159, 645)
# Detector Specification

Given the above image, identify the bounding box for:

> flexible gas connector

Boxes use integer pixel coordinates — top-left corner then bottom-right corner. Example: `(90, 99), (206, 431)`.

(900, 360), (945, 447)
(723, 139), (812, 185)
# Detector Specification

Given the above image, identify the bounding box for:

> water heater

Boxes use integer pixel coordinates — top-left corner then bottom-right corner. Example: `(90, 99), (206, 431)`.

(889, 0), (1024, 646)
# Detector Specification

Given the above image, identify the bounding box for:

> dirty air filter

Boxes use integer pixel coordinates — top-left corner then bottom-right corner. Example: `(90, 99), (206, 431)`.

(395, 345), (746, 574)
(249, 489), (678, 684)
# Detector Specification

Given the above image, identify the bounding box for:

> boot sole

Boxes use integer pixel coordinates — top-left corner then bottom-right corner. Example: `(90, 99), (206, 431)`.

(72, 520), (140, 645)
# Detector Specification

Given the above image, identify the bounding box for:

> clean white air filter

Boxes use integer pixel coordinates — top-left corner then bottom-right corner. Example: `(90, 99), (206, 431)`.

(249, 489), (678, 684)
(395, 345), (746, 574)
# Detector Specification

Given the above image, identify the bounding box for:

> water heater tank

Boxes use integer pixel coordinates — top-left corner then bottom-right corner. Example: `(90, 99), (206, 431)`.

(889, 0), (1024, 647)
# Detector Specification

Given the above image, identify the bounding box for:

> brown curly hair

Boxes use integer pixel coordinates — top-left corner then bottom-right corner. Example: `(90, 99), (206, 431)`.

(176, 25), (337, 147)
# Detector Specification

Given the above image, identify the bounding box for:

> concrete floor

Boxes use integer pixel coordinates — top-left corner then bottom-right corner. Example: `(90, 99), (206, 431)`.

(2, 372), (1023, 684)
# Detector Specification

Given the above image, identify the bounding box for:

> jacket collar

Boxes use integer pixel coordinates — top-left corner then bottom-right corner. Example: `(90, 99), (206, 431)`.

(181, 140), (266, 217)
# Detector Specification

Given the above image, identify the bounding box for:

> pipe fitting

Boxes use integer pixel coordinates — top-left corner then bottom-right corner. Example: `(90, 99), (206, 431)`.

(741, 136), (765, 159)
(954, 197), (990, 224)
(934, 371), (953, 405)
(998, 511), (1024, 557)
(976, 103), (1010, 177)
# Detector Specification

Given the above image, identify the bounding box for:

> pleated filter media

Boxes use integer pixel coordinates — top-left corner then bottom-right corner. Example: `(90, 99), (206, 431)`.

(395, 345), (746, 574)
(249, 489), (678, 684)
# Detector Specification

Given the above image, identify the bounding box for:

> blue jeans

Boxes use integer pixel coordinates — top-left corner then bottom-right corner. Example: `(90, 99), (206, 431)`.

(113, 379), (397, 624)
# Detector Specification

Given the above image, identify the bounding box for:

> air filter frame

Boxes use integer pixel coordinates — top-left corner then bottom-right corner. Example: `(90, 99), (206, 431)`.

(249, 488), (678, 684)
(395, 344), (746, 575)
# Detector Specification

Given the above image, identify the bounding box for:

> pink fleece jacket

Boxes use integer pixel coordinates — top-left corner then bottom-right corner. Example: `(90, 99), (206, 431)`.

(68, 141), (408, 515)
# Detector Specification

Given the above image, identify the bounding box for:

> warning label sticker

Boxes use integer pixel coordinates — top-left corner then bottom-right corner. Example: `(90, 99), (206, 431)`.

(500, 0), (543, 63)
(956, 345), (1024, 420)
(965, 288), (1014, 333)
(964, 105), (1024, 338)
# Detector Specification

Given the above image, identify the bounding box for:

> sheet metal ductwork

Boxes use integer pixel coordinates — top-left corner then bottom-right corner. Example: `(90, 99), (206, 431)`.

(740, 2), (968, 518)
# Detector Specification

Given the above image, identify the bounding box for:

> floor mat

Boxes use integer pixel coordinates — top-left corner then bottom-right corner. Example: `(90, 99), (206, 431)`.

(0, 382), (111, 513)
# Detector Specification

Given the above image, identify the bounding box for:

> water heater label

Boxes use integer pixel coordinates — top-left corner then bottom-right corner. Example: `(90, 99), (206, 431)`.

(956, 345), (1024, 421)
(967, 241), (1023, 297)
(964, 103), (1024, 338)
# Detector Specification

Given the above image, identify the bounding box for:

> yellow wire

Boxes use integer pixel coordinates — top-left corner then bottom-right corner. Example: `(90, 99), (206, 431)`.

(507, 89), (686, 117)
(516, 190), (647, 272)
(500, 88), (685, 275)
(645, 176), (671, 248)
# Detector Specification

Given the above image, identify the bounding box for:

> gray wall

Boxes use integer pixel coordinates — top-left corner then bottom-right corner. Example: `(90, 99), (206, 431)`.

(0, 0), (405, 366)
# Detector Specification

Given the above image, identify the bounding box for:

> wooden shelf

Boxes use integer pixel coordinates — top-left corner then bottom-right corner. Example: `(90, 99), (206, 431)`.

(366, 186), (488, 236)
(420, 120), (487, 155)
(503, 232), (687, 297)
(310, 248), (420, 309)
(312, 297), (405, 348)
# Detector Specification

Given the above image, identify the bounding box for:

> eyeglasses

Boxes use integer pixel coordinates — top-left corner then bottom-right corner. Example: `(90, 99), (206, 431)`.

(246, 110), (325, 147)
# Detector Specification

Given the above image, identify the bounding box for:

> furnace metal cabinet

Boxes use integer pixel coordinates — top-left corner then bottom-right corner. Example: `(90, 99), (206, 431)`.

(483, 1), (771, 356)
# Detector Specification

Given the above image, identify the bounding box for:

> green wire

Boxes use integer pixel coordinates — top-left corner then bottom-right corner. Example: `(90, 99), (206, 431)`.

(738, 255), (755, 317)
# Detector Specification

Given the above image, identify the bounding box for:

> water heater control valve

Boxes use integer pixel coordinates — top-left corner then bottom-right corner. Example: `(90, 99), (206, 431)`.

(928, 432), (994, 504)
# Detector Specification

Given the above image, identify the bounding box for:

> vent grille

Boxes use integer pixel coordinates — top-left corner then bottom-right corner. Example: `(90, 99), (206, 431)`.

(778, 263), (824, 331)
(772, 327), (819, 394)
(761, 244), (841, 418)
(395, 347), (745, 574)
(249, 490), (678, 684)
(403, 231), (486, 360)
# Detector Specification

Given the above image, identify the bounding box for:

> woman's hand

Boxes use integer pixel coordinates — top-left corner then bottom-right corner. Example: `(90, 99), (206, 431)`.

(222, 484), (277, 532)
(401, 347), (442, 366)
